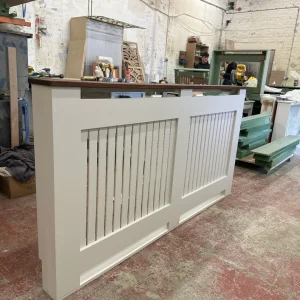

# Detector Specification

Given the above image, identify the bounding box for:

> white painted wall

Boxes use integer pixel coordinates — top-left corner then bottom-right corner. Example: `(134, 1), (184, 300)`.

(224, 0), (300, 85)
(13, 0), (227, 83)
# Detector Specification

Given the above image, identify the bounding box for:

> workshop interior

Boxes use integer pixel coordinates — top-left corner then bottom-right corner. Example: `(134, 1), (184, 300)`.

(1, 1), (300, 300)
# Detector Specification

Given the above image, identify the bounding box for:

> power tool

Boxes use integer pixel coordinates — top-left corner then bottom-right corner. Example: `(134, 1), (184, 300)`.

(231, 64), (247, 86)
(99, 63), (115, 82)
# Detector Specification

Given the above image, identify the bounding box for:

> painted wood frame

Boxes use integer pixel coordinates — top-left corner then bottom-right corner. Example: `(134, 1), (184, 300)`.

(32, 84), (245, 300)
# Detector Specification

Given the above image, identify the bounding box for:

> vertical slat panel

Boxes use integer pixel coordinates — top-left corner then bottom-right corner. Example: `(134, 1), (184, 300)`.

(96, 128), (107, 239)
(184, 117), (195, 195)
(154, 121), (166, 210)
(200, 115), (212, 188)
(159, 120), (171, 208)
(128, 124), (140, 223)
(87, 130), (98, 244)
(223, 112), (235, 176)
(135, 124), (147, 220)
(142, 123), (154, 216)
(113, 127), (124, 231)
(217, 113), (226, 178)
(210, 113), (222, 183)
(220, 112), (231, 177)
(121, 126), (132, 227)
(148, 122), (159, 213)
(80, 131), (88, 248)
(194, 116), (203, 190)
(196, 115), (206, 189)
(190, 116), (201, 192)
(165, 119), (177, 204)
(105, 127), (116, 235)
(203, 114), (215, 186)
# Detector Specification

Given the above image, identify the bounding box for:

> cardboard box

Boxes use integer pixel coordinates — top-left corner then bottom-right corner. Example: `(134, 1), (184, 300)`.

(0, 175), (36, 199)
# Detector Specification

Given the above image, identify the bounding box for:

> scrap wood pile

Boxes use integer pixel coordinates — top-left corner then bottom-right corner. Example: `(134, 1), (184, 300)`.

(237, 114), (272, 159)
(252, 136), (300, 172)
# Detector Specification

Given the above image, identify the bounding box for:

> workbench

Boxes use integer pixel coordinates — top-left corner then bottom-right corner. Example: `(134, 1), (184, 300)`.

(30, 78), (246, 300)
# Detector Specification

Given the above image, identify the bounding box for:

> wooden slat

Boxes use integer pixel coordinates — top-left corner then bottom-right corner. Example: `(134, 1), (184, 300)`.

(80, 131), (88, 248)
(192, 116), (201, 191)
(184, 117), (195, 195)
(128, 124), (140, 223)
(160, 120), (171, 207)
(165, 120), (176, 204)
(203, 114), (215, 186)
(189, 117), (198, 193)
(87, 130), (98, 244)
(97, 128), (107, 239)
(148, 122), (159, 213)
(142, 123), (153, 216)
(154, 121), (166, 210)
(217, 113), (227, 179)
(200, 115), (212, 188)
(0, 17), (31, 27)
(114, 127), (124, 231)
(105, 127), (116, 235)
(252, 136), (300, 156)
(135, 124), (146, 220)
(121, 126), (132, 227)
(8, 47), (19, 147)
(197, 115), (208, 188)
(211, 113), (222, 182)
(222, 112), (233, 177)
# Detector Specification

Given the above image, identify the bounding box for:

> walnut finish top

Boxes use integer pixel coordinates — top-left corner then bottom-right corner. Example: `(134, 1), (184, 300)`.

(29, 78), (246, 91)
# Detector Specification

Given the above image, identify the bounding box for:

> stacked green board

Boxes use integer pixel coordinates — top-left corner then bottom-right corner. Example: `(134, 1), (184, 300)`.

(236, 114), (272, 159)
(252, 136), (300, 171)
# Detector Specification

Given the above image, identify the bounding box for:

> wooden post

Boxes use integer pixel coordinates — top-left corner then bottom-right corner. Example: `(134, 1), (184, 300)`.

(8, 47), (19, 147)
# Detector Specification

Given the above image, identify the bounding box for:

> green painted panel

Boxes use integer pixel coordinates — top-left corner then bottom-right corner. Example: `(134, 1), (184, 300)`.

(253, 144), (299, 162)
(252, 136), (300, 157)
(240, 123), (272, 137)
(236, 149), (251, 159)
(238, 130), (272, 147)
(255, 147), (296, 168)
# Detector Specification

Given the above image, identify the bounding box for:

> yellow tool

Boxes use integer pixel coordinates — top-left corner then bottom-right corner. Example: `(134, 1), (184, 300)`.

(99, 63), (115, 81)
(231, 64), (247, 86)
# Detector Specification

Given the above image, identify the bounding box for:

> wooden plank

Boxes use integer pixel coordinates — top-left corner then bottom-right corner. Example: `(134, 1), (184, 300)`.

(205, 114), (216, 186)
(165, 120), (176, 205)
(135, 124), (146, 220)
(87, 130), (98, 244)
(80, 131), (88, 248)
(8, 47), (19, 147)
(148, 122), (159, 213)
(252, 136), (300, 157)
(201, 115), (212, 187)
(240, 123), (272, 136)
(65, 40), (86, 79)
(184, 117), (195, 195)
(0, 17), (31, 27)
(197, 115), (208, 188)
(192, 116), (202, 190)
(269, 70), (285, 86)
(105, 127), (116, 235)
(97, 128), (107, 239)
(154, 121), (165, 210)
(128, 124), (140, 223)
(121, 126), (132, 227)
(189, 117), (199, 192)
(160, 120), (171, 208)
(142, 123), (153, 216)
(114, 127), (124, 230)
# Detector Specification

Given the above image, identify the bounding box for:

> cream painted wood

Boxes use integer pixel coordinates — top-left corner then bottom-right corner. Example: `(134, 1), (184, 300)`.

(32, 85), (245, 300)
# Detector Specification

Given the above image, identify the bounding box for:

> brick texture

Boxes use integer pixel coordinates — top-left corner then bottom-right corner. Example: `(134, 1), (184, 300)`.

(224, 0), (300, 84)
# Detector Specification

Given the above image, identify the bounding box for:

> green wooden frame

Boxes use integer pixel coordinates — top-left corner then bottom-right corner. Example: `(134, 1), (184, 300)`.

(209, 50), (271, 100)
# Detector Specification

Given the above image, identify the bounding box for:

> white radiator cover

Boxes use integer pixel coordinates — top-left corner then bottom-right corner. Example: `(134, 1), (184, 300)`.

(32, 85), (245, 300)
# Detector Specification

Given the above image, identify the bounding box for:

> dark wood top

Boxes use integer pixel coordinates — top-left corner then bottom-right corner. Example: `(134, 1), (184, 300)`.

(29, 78), (246, 90)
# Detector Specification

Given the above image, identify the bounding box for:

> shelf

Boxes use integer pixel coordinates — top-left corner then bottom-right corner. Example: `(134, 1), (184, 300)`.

(3, 0), (34, 6)
(0, 17), (31, 27)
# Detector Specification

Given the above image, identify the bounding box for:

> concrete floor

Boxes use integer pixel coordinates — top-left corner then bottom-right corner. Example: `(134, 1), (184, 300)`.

(1, 158), (300, 300)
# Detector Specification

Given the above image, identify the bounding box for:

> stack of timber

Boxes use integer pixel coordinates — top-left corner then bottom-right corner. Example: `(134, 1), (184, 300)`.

(237, 114), (272, 159)
(252, 136), (300, 172)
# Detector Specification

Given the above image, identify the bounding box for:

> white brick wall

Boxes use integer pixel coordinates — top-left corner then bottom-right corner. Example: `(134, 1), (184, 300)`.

(13, 0), (227, 83)
(224, 0), (300, 84)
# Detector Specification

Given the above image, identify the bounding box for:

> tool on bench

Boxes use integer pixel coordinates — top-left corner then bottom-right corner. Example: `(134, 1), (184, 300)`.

(99, 63), (114, 82)
(28, 67), (64, 78)
(81, 76), (97, 81)
(231, 64), (247, 86)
